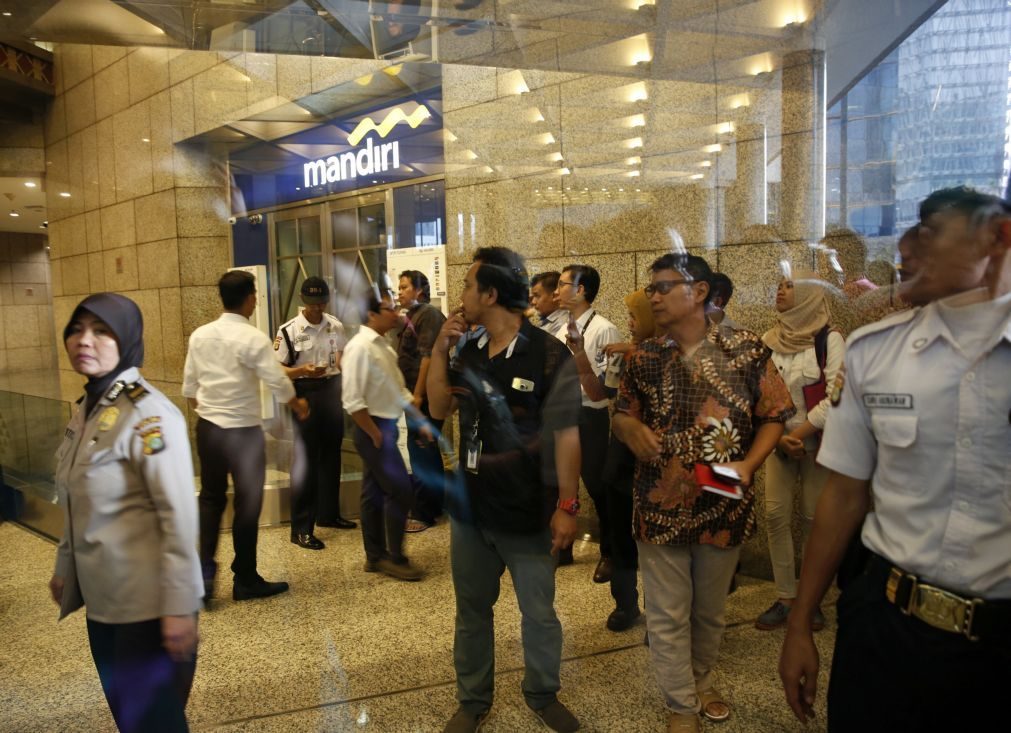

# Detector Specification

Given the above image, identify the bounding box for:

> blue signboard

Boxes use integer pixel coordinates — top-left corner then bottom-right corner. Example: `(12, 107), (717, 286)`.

(230, 87), (444, 215)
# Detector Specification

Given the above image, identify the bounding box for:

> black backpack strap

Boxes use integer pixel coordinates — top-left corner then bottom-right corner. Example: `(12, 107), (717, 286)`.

(281, 325), (297, 368)
(814, 325), (830, 376)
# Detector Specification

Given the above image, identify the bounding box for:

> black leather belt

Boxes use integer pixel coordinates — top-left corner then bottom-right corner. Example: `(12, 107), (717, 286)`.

(867, 553), (1011, 643)
(294, 375), (337, 391)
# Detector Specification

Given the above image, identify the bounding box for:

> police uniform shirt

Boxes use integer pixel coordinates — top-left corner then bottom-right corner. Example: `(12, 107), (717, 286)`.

(54, 368), (203, 622)
(342, 325), (413, 419)
(818, 288), (1011, 600)
(555, 308), (621, 409)
(182, 313), (296, 429)
(275, 310), (347, 377)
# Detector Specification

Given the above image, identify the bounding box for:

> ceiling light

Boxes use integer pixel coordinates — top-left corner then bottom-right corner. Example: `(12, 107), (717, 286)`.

(691, 173), (704, 180)
(702, 144), (722, 153)
(539, 133), (556, 145)
(465, 150), (478, 160)
(626, 156), (641, 165)
(626, 137), (643, 149)
(529, 108), (545, 123)
(627, 170), (640, 177)
(1, 12), (11, 17)
(628, 114), (645, 128)
(24, 181), (36, 188)
(628, 83), (648, 103)
(445, 130), (458, 142)
(548, 152), (563, 162)
(141, 137), (150, 143)
(560, 168), (571, 175)
(699, 161), (712, 167)
(9, 211), (19, 217)
(715, 122), (734, 134)
(59, 191), (71, 197)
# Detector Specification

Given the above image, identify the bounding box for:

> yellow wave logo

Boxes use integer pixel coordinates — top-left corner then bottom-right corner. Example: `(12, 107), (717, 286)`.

(347, 105), (432, 146)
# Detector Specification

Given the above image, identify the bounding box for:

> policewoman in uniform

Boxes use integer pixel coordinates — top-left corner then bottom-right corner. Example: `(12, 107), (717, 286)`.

(779, 187), (1011, 730)
(49, 293), (202, 733)
(275, 276), (355, 550)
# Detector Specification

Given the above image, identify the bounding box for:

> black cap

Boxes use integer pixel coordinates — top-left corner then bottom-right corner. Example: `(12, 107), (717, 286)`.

(300, 277), (329, 304)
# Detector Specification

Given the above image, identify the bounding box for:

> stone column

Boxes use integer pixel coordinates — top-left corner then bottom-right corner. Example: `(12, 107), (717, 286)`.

(779, 49), (825, 243)
(725, 122), (768, 241)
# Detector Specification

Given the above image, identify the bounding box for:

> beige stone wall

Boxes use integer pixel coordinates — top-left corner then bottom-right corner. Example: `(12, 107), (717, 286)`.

(0, 232), (57, 375)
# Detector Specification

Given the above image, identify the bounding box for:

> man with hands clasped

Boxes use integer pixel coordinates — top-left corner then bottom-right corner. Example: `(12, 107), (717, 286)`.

(428, 247), (583, 733)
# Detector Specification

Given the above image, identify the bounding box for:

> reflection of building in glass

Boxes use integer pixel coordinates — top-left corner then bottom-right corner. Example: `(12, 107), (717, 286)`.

(827, 0), (1011, 239)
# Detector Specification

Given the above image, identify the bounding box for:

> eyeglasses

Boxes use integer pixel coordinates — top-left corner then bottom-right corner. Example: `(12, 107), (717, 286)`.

(557, 280), (575, 288)
(644, 279), (693, 297)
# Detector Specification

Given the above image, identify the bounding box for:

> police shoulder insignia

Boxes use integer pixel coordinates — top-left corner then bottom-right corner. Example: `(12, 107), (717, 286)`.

(135, 416), (161, 431)
(829, 366), (846, 406)
(97, 406), (120, 432)
(140, 426), (165, 455)
(273, 335), (281, 351)
(104, 380), (126, 402)
(125, 383), (150, 403)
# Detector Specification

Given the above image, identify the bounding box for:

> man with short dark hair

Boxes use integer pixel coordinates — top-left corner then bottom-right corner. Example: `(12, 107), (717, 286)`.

(275, 276), (354, 551)
(780, 187), (1011, 732)
(183, 270), (309, 602)
(705, 272), (740, 329)
(530, 271), (565, 337)
(396, 269), (447, 529)
(614, 253), (793, 731)
(429, 246), (582, 733)
(554, 264), (621, 584)
(342, 287), (428, 582)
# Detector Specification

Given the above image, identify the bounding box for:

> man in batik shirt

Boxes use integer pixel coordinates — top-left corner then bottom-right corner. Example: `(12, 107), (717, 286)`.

(613, 253), (793, 733)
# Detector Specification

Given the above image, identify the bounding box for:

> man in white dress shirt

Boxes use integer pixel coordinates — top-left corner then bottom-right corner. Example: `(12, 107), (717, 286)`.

(554, 264), (621, 583)
(779, 187), (1011, 730)
(183, 270), (308, 602)
(530, 271), (566, 338)
(342, 288), (429, 581)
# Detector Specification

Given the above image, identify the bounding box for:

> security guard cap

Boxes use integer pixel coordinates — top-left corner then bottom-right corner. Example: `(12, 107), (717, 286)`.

(300, 277), (329, 305)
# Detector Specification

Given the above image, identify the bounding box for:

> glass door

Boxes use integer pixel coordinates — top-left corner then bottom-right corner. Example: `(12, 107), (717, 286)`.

(272, 205), (324, 324)
(328, 191), (393, 324)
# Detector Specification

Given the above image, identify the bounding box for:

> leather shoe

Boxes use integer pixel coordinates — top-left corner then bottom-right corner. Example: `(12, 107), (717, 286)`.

(606, 607), (642, 632)
(291, 533), (325, 550)
(557, 545), (574, 567)
(233, 575), (290, 601)
(318, 517), (357, 529)
(592, 556), (613, 584)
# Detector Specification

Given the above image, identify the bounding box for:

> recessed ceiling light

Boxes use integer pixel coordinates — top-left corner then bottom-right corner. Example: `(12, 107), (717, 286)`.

(141, 137), (150, 143)
(2, 12), (11, 17)
(59, 191), (71, 198)
(24, 181), (37, 188)
(691, 173), (704, 180)
(10, 211), (20, 217)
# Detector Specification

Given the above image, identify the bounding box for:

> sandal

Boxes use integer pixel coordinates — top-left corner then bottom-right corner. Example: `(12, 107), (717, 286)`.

(698, 688), (730, 722)
(667, 712), (701, 733)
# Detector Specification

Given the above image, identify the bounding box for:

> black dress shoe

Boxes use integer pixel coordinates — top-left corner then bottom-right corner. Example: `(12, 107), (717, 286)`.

(593, 556), (614, 584)
(233, 575), (290, 601)
(291, 533), (325, 550)
(317, 518), (357, 529)
(557, 545), (574, 567)
(606, 607), (642, 631)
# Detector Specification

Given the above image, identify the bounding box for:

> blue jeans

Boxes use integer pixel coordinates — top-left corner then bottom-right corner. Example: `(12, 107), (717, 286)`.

(450, 518), (562, 713)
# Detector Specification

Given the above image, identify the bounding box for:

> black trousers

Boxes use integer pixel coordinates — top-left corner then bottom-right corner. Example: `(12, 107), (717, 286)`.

(406, 405), (445, 525)
(291, 376), (346, 534)
(827, 553), (1011, 731)
(196, 419), (265, 582)
(579, 405), (612, 558)
(353, 418), (414, 563)
(87, 617), (196, 733)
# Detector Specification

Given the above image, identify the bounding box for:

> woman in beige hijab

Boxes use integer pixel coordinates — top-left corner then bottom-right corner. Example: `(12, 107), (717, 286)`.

(756, 271), (845, 632)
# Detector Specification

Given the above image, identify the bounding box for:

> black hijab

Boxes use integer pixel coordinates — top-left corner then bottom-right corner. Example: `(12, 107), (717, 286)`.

(64, 293), (144, 415)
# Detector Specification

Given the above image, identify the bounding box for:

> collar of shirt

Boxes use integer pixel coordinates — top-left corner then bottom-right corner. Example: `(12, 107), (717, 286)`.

(219, 312), (251, 326)
(574, 307), (596, 331)
(475, 324), (525, 359)
(294, 309), (329, 333)
(908, 287), (1011, 355)
(545, 309), (565, 325)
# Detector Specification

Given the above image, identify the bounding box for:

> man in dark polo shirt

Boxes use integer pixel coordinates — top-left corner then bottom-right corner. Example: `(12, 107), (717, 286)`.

(428, 246), (583, 733)
(396, 269), (447, 529)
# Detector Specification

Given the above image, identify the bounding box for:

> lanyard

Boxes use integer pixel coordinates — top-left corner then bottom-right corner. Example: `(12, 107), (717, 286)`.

(580, 311), (596, 336)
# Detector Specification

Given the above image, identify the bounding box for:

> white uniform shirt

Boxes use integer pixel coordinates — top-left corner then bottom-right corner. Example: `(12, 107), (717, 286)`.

(274, 310), (347, 377)
(341, 325), (413, 419)
(769, 330), (845, 431)
(537, 309), (567, 339)
(556, 308), (621, 408)
(182, 313), (296, 429)
(818, 289), (1011, 599)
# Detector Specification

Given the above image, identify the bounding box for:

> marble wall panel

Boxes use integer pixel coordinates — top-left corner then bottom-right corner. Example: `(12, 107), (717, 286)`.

(57, 45), (95, 91)
(178, 236), (230, 287)
(172, 143), (222, 189)
(181, 286), (221, 339)
(129, 288), (164, 380)
(174, 188), (229, 238)
(85, 211), (103, 253)
(134, 190), (178, 243)
(10, 261), (48, 285)
(6, 347), (44, 371)
(136, 238), (180, 289)
(168, 49), (219, 86)
(57, 213), (87, 258)
(112, 102), (154, 201)
(87, 252), (105, 292)
(79, 125), (100, 212)
(127, 47), (171, 106)
(159, 287), (185, 382)
(4, 305), (40, 348)
(241, 53), (277, 108)
(44, 139), (70, 222)
(52, 295), (78, 372)
(442, 66), (499, 112)
(43, 92), (67, 145)
(93, 57), (130, 122)
(92, 45), (127, 72)
(58, 367), (87, 403)
(169, 78), (196, 142)
(64, 78), (96, 136)
(50, 259), (63, 298)
(276, 54), (312, 101)
(96, 117), (118, 207)
(191, 63), (252, 136)
(148, 91), (174, 192)
(64, 131), (86, 218)
(309, 57), (384, 94)
(103, 247), (139, 293)
(11, 283), (50, 307)
(100, 200), (136, 250)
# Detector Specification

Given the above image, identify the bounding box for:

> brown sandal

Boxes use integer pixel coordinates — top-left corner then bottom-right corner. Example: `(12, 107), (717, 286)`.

(698, 688), (730, 722)
(667, 712), (701, 733)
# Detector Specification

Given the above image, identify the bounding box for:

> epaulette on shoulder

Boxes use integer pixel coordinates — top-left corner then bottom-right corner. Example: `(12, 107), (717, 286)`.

(125, 382), (151, 404)
(847, 307), (919, 345)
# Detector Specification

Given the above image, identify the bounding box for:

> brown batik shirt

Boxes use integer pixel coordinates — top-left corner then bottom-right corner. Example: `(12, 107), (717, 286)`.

(616, 322), (795, 547)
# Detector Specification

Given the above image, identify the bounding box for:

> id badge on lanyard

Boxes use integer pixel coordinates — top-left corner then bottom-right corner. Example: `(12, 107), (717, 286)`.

(465, 415), (482, 473)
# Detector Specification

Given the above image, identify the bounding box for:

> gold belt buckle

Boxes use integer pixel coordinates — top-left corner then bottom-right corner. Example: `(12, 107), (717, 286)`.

(911, 583), (982, 641)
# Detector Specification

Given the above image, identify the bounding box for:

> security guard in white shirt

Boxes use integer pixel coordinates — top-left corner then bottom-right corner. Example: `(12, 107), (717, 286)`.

(276, 276), (355, 550)
(779, 187), (1011, 731)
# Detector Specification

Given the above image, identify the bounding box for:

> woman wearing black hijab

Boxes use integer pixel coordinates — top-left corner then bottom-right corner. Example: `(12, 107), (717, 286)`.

(49, 293), (203, 733)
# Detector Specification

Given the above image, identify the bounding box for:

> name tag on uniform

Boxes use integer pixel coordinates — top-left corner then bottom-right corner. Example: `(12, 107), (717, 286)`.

(511, 377), (534, 392)
(863, 393), (913, 409)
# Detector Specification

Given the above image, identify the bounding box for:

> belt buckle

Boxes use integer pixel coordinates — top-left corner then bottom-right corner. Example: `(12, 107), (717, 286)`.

(886, 567), (917, 614)
(912, 584), (981, 641)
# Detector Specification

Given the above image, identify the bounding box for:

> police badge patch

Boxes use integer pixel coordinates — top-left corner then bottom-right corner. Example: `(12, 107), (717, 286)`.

(829, 366), (846, 406)
(140, 427), (166, 455)
(273, 335), (281, 351)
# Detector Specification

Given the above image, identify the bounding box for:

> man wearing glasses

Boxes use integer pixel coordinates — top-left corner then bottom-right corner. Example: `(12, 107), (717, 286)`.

(342, 287), (430, 582)
(613, 253), (793, 733)
(554, 265), (622, 584)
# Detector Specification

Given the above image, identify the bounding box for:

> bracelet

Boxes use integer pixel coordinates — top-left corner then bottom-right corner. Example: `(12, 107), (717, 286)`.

(557, 498), (580, 516)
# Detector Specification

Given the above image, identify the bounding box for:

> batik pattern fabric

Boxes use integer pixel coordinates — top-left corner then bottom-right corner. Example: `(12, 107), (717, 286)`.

(616, 323), (794, 547)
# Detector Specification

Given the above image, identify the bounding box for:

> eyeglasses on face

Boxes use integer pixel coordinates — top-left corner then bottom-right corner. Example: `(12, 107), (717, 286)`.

(557, 280), (575, 288)
(644, 279), (693, 297)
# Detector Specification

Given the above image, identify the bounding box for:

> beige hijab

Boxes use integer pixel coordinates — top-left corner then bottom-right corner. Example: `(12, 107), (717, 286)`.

(763, 271), (832, 354)
(624, 289), (657, 342)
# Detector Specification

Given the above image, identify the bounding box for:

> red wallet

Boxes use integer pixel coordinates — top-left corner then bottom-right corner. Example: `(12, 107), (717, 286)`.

(694, 464), (744, 500)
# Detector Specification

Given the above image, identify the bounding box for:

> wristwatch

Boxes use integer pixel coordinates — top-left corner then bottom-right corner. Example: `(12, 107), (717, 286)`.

(557, 498), (580, 516)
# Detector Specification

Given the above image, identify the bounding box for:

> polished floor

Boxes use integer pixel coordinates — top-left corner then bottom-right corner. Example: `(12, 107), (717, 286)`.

(0, 520), (835, 732)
